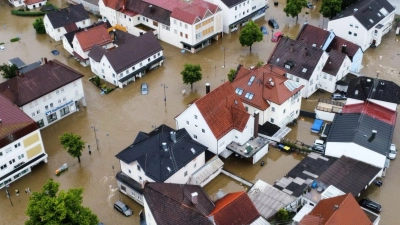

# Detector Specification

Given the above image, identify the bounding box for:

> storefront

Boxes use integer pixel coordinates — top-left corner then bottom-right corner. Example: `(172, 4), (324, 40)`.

(45, 100), (74, 125)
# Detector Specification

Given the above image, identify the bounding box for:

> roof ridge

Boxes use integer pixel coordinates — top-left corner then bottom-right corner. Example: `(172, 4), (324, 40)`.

(324, 193), (351, 224)
(212, 191), (245, 214)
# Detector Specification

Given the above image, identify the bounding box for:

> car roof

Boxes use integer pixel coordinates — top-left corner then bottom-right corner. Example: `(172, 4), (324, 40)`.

(115, 200), (125, 207)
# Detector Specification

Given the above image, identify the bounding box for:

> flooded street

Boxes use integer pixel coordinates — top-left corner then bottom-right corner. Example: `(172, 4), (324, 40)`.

(1, 0), (400, 224)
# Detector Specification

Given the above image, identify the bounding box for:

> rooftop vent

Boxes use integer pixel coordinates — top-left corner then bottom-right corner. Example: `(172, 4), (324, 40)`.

(167, 167), (171, 172)
(0, 119), (2, 125)
(354, 8), (358, 12)
(191, 148), (196, 154)
(355, 90), (358, 95)
(369, 19), (374, 24)
(333, 205), (339, 210)
(312, 43), (316, 47)
(191, 192), (198, 204)
(162, 142), (168, 151)
(302, 68), (307, 73)
(270, 81), (274, 86)
(276, 58), (280, 62)
(170, 131), (176, 143)
(368, 130), (377, 142)
(367, 79), (372, 82)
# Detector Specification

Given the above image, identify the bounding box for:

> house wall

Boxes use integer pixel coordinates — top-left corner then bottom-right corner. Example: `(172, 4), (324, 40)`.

(72, 35), (114, 62)
(62, 36), (74, 55)
(99, 0), (118, 26)
(165, 152), (205, 184)
(9, 0), (24, 7)
(325, 142), (385, 177)
(243, 103), (267, 125)
(319, 55), (351, 93)
(44, 15), (91, 41)
(252, 143), (269, 164)
(321, 30), (336, 50)
(315, 109), (336, 122)
(144, 198), (158, 225)
(117, 179), (144, 205)
(368, 99), (397, 111)
(26, 0), (47, 9)
(20, 78), (86, 129)
(350, 48), (363, 73)
(0, 130), (47, 189)
(120, 160), (155, 184)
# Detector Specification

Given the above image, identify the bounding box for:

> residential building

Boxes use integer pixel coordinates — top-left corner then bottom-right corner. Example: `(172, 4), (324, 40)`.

(319, 50), (352, 93)
(99, 0), (223, 53)
(115, 125), (223, 205)
(267, 37), (329, 98)
(175, 82), (255, 158)
(88, 32), (163, 88)
(203, 0), (266, 33)
(0, 59), (86, 129)
(24, 0), (47, 9)
(8, 57), (42, 74)
(296, 23), (364, 73)
(0, 94), (48, 189)
(345, 76), (400, 111)
(44, 4), (90, 41)
(232, 64), (303, 127)
(327, 0), (395, 51)
(300, 193), (372, 225)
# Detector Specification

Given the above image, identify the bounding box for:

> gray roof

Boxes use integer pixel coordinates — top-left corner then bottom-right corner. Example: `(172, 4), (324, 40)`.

(322, 50), (346, 76)
(220, 0), (246, 8)
(19, 61), (42, 74)
(112, 30), (137, 46)
(248, 180), (297, 220)
(332, 0), (395, 30)
(327, 113), (394, 156)
(317, 156), (381, 197)
(268, 37), (324, 81)
(46, 4), (89, 29)
(125, 0), (172, 26)
(88, 44), (107, 62)
(9, 57), (26, 68)
(346, 76), (400, 104)
(115, 125), (207, 183)
(105, 32), (162, 73)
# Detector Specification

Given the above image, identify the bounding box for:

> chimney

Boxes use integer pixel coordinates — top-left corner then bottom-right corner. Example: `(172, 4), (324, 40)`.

(253, 111), (259, 138)
(303, 48), (307, 57)
(44, 57), (48, 64)
(368, 130), (377, 142)
(333, 205), (339, 210)
(191, 192), (198, 204)
(170, 131), (176, 143)
(15, 69), (20, 77)
(113, 29), (117, 41)
(206, 83), (210, 94)
(149, 5), (153, 13)
(0, 119), (2, 125)
(162, 142), (168, 151)
(290, 43), (294, 53)
(341, 45), (347, 53)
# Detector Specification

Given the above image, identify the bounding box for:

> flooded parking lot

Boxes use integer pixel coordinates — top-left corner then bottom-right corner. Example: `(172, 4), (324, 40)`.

(1, 0), (400, 224)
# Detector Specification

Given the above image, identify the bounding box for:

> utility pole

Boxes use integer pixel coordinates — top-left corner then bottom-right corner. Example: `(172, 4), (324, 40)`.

(91, 126), (99, 150)
(5, 185), (13, 206)
(223, 47), (226, 68)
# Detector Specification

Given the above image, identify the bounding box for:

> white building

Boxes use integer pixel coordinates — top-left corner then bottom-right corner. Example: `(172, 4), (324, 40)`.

(319, 50), (352, 93)
(99, 0), (223, 53)
(44, 4), (91, 41)
(0, 59), (86, 129)
(175, 82), (255, 158)
(0, 94), (48, 189)
(204, 0), (266, 33)
(115, 125), (222, 206)
(327, 0), (395, 51)
(88, 31), (163, 88)
(8, 0), (46, 8)
(232, 64), (303, 127)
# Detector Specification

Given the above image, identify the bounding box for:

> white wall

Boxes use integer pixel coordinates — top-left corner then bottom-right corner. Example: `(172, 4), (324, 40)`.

(9, 0), (24, 7)
(368, 99), (397, 111)
(322, 31), (336, 50)
(117, 179), (144, 205)
(144, 198), (157, 225)
(319, 55), (351, 93)
(345, 98), (364, 105)
(315, 109), (336, 122)
(252, 143), (269, 164)
(44, 15), (91, 41)
(325, 142), (385, 176)
(351, 48), (363, 73)
(26, 0), (47, 9)
(62, 36), (74, 55)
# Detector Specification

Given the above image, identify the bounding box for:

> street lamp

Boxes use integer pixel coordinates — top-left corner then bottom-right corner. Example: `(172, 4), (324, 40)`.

(106, 133), (110, 151)
(161, 84), (168, 107)
(112, 165), (115, 176)
(88, 145), (91, 155)
(5, 184), (13, 206)
(90, 126), (99, 150)
(222, 47), (226, 68)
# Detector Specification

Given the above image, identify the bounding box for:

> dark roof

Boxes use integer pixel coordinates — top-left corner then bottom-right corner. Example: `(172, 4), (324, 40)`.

(332, 0), (395, 30)
(0, 60), (84, 107)
(219, 0), (244, 8)
(144, 183), (214, 225)
(45, 4), (89, 29)
(9, 57), (26, 68)
(346, 76), (400, 104)
(104, 32), (162, 73)
(327, 36), (361, 59)
(327, 113), (394, 156)
(317, 156), (381, 197)
(112, 30), (137, 46)
(322, 50), (347, 76)
(88, 45), (107, 62)
(268, 37), (324, 81)
(296, 23), (331, 49)
(115, 125), (207, 182)
(0, 94), (38, 148)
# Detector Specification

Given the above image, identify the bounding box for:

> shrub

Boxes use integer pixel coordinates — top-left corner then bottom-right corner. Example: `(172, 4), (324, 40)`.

(276, 208), (290, 221)
(101, 84), (107, 89)
(26, 6), (30, 11)
(10, 37), (20, 42)
(93, 76), (101, 87)
(11, 10), (45, 16)
(0, 42), (4, 45)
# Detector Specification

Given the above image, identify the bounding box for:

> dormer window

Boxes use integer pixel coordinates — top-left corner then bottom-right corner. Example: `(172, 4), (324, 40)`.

(284, 61), (294, 69)
(245, 92), (254, 100)
(235, 88), (244, 95)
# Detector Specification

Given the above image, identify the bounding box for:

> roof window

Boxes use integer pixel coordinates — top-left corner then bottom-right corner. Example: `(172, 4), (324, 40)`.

(245, 92), (254, 100)
(235, 87), (244, 95)
(248, 76), (255, 85)
(302, 68), (307, 73)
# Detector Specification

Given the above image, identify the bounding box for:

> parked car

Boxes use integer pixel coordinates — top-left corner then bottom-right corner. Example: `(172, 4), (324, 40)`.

(331, 93), (347, 100)
(277, 143), (291, 153)
(359, 198), (382, 213)
(260, 26), (268, 35)
(114, 200), (133, 217)
(141, 83), (148, 95)
(312, 139), (325, 153)
(271, 31), (283, 42)
(0, 45), (5, 51)
(388, 143), (397, 159)
(306, 2), (313, 8)
(268, 19), (279, 29)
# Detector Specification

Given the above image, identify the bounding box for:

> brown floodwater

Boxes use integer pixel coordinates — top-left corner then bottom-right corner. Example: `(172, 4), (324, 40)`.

(1, 0), (400, 224)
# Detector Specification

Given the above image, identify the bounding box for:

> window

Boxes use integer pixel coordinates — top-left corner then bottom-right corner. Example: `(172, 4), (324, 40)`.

(272, 107), (275, 112)
(235, 6), (237, 10)
(140, 63), (142, 67)
(283, 109), (286, 113)
(5, 147), (12, 153)
(32, 112), (35, 117)
(1, 164), (7, 170)
(184, 171), (188, 177)
(355, 25), (358, 28)
(194, 135), (197, 139)
(348, 31), (352, 35)
(37, 110), (40, 114)
(194, 115), (197, 119)
(354, 33), (357, 36)
(61, 88), (64, 93)
(148, 58), (150, 62)
(139, 176), (142, 180)
(186, 121), (189, 125)
(60, 106), (70, 117)
(166, 26), (170, 31)
(180, 22), (182, 27)
(0, 151), (2, 156)
(9, 159), (15, 165)
(56, 90), (60, 94)
(350, 24), (353, 27)
(50, 103), (54, 108)
(37, 119), (44, 128)
(112, 74), (115, 78)
(296, 77), (299, 82)
(180, 32), (183, 37)
(101, 69), (104, 73)
(14, 143), (21, 148)
(202, 129), (205, 133)
(194, 163), (196, 168)
(57, 28), (60, 32)
(128, 169), (131, 174)
(271, 118), (274, 123)
(245, 106), (248, 111)
(121, 185), (126, 191)
(158, 52), (160, 56)
(63, 97), (66, 102)
(126, 70), (129, 74)
(58, 99), (62, 104)
(185, 34), (188, 39)
(137, 165), (141, 171)
(185, 24), (188, 29)
(174, 19), (177, 24)
(153, 21), (158, 26)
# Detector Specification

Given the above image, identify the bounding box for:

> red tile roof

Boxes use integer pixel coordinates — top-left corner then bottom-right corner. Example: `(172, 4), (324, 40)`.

(171, 1), (219, 24)
(0, 94), (38, 148)
(195, 82), (250, 139)
(232, 64), (303, 110)
(143, 0), (187, 11)
(209, 192), (260, 225)
(24, 0), (45, 5)
(300, 193), (372, 225)
(75, 24), (112, 51)
(342, 101), (397, 125)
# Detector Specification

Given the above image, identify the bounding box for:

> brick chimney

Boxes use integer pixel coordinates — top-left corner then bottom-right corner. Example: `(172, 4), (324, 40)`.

(44, 57), (48, 64)
(303, 48), (307, 57)
(253, 111), (259, 138)
(206, 83), (210, 94)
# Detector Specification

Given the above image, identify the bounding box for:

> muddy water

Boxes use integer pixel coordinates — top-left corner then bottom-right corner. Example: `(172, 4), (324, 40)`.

(1, 0), (400, 224)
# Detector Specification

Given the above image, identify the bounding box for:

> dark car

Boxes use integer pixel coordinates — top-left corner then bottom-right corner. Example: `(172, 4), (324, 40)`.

(141, 83), (148, 95)
(331, 93), (347, 100)
(306, 2), (313, 8)
(114, 200), (133, 217)
(359, 198), (382, 213)
(268, 19), (279, 29)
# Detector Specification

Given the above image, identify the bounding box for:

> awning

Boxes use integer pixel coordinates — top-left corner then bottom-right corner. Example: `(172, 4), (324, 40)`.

(180, 33), (219, 48)
(228, 7), (267, 28)
(118, 56), (164, 83)
(190, 156), (224, 185)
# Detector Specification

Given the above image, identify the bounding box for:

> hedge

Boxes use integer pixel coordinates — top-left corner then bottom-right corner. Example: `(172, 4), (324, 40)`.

(11, 10), (45, 16)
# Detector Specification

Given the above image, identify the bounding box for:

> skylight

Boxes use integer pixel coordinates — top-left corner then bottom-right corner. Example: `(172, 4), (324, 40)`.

(190, 148), (196, 154)
(284, 80), (301, 91)
(248, 76), (255, 85)
(235, 87), (244, 95)
(302, 68), (307, 73)
(377, 12), (381, 17)
(245, 92), (254, 100)
(369, 19), (374, 23)
(379, 8), (388, 16)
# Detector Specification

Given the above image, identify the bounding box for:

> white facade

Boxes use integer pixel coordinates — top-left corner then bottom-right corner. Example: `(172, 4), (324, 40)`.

(325, 142), (385, 177)
(143, 198), (157, 225)
(20, 79), (86, 129)
(8, 0), (24, 7)
(62, 36), (74, 55)
(0, 130), (47, 189)
(328, 12), (395, 51)
(72, 35), (114, 66)
(25, 0), (47, 9)
(8, 0), (46, 8)
(89, 50), (164, 88)
(175, 103), (254, 156)
(350, 48), (363, 73)
(319, 56), (351, 93)
(346, 97), (398, 111)
(43, 15), (91, 41)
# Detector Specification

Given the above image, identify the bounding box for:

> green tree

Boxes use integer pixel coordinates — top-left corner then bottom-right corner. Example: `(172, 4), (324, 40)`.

(256, 61), (264, 67)
(276, 208), (290, 221)
(227, 69), (237, 82)
(181, 64), (202, 90)
(283, 0), (307, 22)
(320, 0), (342, 19)
(0, 63), (18, 79)
(59, 132), (85, 163)
(25, 179), (99, 225)
(239, 20), (263, 52)
(341, 0), (358, 11)
(32, 18), (45, 34)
